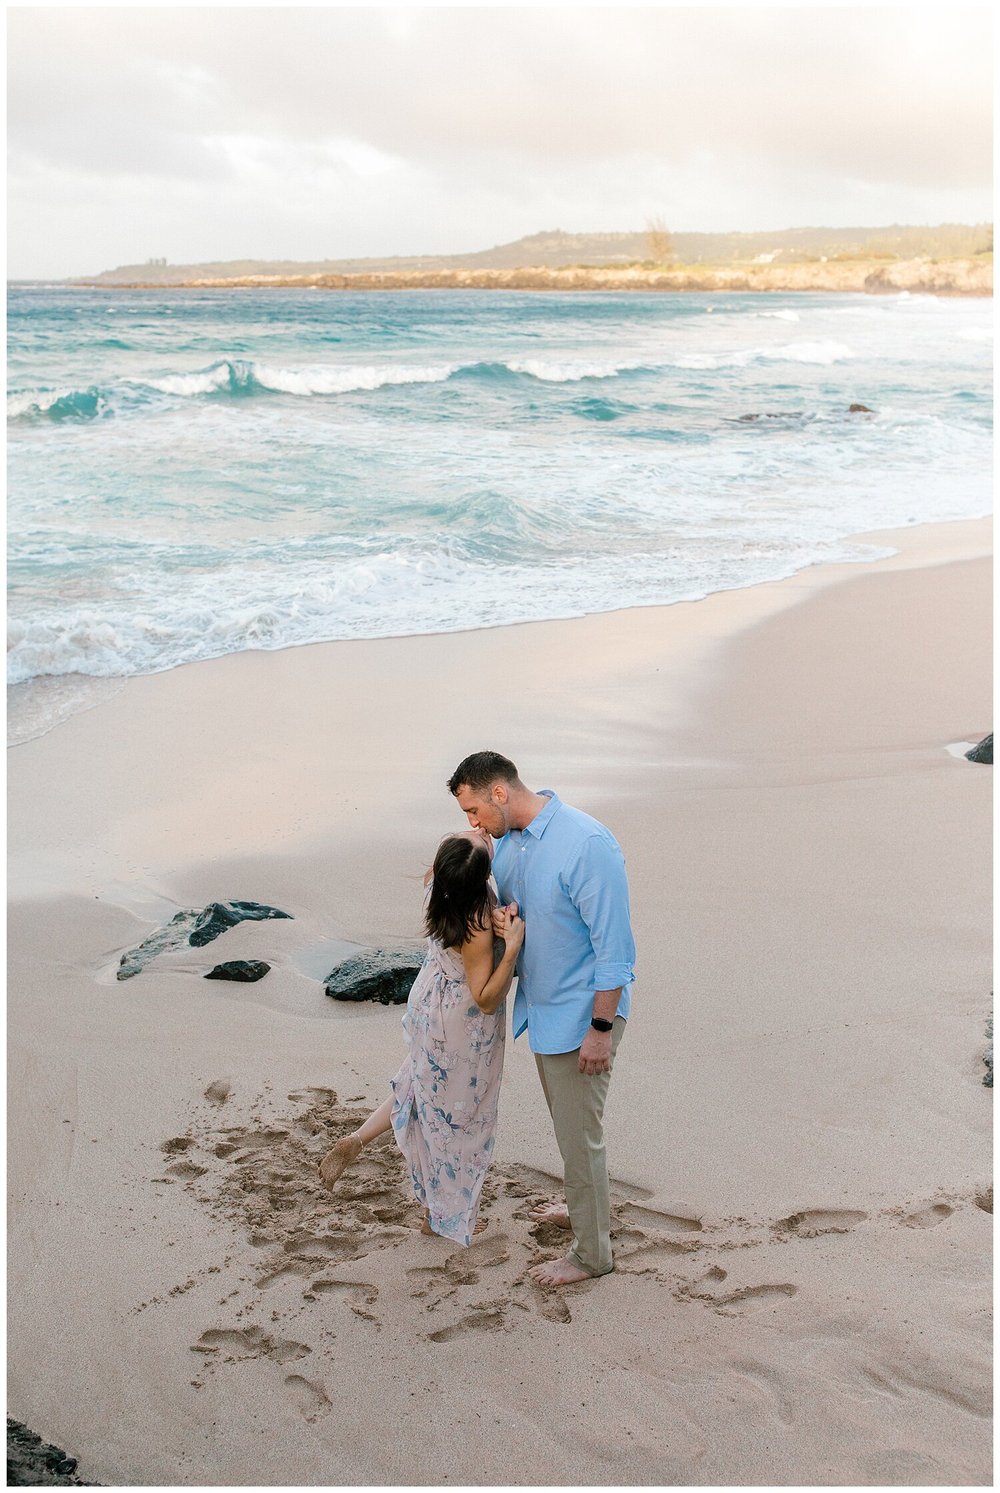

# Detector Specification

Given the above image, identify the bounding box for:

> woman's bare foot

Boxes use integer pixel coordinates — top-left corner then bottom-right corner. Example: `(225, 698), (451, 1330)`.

(420, 1213), (489, 1237)
(528, 1254), (595, 1287)
(318, 1134), (363, 1189)
(528, 1200), (571, 1228)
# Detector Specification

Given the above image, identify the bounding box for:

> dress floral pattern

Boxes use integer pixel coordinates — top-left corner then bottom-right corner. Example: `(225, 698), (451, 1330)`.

(390, 925), (506, 1246)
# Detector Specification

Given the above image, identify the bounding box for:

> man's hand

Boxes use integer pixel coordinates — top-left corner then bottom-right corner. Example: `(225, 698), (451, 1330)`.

(578, 1026), (612, 1076)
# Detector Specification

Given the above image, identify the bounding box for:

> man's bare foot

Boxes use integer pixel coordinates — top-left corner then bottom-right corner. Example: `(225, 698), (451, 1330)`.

(528, 1254), (595, 1287)
(318, 1134), (362, 1189)
(528, 1200), (571, 1228)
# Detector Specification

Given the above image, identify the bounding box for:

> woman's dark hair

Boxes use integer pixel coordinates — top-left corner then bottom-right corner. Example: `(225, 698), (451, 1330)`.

(424, 834), (492, 950)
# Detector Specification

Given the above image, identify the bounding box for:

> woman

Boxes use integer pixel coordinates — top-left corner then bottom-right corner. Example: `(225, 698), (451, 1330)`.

(318, 829), (523, 1246)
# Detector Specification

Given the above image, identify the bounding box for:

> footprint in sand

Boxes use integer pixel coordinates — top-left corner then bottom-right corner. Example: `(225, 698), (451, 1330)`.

(900, 1202), (954, 1229)
(609, 1179), (657, 1203)
(231, 1129), (290, 1152)
(284, 1374), (332, 1421)
(681, 1280), (798, 1314)
(406, 1262), (473, 1301)
(161, 1136), (195, 1155)
(503, 1163), (654, 1205)
(165, 1159), (207, 1181)
(618, 1201), (702, 1232)
(426, 1303), (508, 1342)
(714, 1283), (798, 1312)
(255, 1262), (314, 1289)
(281, 1231), (363, 1265)
(614, 1229), (695, 1273)
(456, 1233), (510, 1270)
(304, 1279), (380, 1321)
(775, 1208), (867, 1239)
(500, 1165), (562, 1198)
(406, 1235), (509, 1306)
(510, 1279), (573, 1325)
(524, 1218), (572, 1250)
(192, 1326), (311, 1365)
(287, 1087), (337, 1104)
(974, 1189), (992, 1214)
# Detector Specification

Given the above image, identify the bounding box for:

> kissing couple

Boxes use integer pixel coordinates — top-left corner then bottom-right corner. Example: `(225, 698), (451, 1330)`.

(319, 750), (636, 1287)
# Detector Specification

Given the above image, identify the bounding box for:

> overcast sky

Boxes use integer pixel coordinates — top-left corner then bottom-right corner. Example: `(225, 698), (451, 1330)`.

(7, 4), (994, 279)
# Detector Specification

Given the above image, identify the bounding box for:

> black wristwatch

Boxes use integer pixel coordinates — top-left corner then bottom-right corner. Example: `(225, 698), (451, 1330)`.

(590, 1017), (614, 1033)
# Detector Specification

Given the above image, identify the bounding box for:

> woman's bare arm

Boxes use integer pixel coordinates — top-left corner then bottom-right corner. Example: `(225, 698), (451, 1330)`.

(460, 912), (523, 1015)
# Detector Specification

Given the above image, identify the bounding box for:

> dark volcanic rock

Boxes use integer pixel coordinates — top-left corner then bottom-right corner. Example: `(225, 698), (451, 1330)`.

(118, 901), (293, 979)
(204, 960), (271, 982)
(984, 1013), (993, 1089)
(736, 411), (803, 422)
(188, 900), (292, 947)
(965, 733), (993, 765)
(324, 948), (424, 1005)
(117, 909), (200, 979)
(738, 404), (874, 423)
(7, 1419), (96, 1485)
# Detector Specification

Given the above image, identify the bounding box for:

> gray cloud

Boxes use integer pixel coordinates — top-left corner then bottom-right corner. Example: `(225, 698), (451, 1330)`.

(7, 6), (993, 277)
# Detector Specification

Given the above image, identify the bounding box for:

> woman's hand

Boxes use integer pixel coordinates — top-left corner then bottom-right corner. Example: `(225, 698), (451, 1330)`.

(497, 904), (525, 954)
(492, 901), (518, 939)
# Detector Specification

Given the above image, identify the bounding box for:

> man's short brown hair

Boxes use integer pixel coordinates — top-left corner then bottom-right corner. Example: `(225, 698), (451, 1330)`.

(447, 751), (520, 796)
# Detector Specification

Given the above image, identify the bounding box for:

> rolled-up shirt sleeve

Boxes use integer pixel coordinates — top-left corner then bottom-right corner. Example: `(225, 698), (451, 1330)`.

(564, 834), (636, 991)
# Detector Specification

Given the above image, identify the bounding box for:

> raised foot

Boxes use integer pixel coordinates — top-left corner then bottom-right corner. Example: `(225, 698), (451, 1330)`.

(318, 1135), (363, 1189)
(528, 1255), (596, 1288)
(528, 1200), (571, 1228)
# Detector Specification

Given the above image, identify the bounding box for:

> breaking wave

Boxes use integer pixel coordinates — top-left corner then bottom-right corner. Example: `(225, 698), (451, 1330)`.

(7, 341), (857, 423)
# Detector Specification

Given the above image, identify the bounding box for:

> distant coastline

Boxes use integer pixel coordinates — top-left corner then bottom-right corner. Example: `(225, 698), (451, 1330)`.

(68, 257), (991, 296)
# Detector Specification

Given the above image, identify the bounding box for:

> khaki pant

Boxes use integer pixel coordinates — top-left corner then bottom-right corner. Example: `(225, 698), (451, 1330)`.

(533, 1016), (626, 1276)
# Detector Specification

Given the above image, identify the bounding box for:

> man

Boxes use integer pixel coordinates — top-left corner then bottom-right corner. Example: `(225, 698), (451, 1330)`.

(447, 750), (635, 1286)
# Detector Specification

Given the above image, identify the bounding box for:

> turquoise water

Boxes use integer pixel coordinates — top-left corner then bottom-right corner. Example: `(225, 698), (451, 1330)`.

(7, 286), (992, 685)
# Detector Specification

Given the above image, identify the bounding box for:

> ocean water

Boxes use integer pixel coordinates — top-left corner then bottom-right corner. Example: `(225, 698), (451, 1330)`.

(7, 287), (992, 693)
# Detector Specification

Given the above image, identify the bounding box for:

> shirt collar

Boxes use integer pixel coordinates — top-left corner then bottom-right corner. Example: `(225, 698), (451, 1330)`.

(523, 789), (561, 839)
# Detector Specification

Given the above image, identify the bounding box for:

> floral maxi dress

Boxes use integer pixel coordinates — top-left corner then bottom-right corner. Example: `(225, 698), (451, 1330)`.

(389, 931), (505, 1246)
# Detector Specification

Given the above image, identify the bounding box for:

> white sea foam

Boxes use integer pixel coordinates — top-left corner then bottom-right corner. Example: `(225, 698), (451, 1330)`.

(675, 340), (853, 370)
(7, 387), (78, 418)
(758, 309), (801, 322)
(7, 539), (900, 685)
(140, 364), (236, 396)
(504, 357), (635, 382)
(140, 359), (457, 398)
(251, 361), (456, 395)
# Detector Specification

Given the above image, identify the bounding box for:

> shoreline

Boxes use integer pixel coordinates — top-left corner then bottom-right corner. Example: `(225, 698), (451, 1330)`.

(7, 513), (992, 751)
(7, 513), (991, 1485)
(66, 254), (993, 296)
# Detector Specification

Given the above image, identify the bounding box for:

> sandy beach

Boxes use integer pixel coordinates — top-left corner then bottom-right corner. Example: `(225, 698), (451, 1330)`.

(7, 516), (991, 1486)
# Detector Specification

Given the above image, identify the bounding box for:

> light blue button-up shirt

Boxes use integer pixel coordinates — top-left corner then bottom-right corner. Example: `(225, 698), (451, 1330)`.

(492, 790), (636, 1055)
